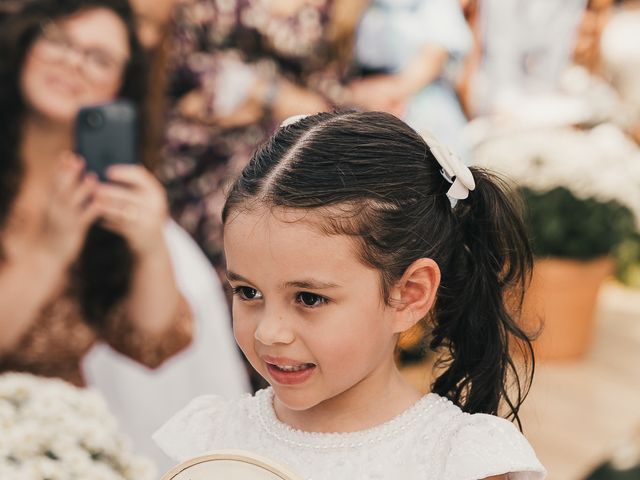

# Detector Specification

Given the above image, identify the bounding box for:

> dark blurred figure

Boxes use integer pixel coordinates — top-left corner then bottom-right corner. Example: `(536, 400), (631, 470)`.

(0, 0), (23, 21)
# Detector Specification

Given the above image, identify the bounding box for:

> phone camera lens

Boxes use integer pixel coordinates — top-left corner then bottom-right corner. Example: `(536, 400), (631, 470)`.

(85, 111), (104, 129)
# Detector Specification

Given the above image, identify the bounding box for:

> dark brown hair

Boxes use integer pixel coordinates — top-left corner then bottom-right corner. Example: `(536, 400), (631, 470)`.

(0, 0), (148, 325)
(223, 110), (535, 427)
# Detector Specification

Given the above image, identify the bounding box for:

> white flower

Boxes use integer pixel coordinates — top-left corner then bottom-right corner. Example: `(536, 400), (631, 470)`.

(0, 373), (156, 480)
(473, 124), (640, 227)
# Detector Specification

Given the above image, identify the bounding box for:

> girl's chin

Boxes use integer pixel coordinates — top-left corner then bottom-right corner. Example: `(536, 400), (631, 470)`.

(271, 387), (324, 413)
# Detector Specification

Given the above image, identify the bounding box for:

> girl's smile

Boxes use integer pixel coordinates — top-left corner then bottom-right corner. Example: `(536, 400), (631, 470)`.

(264, 356), (317, 385)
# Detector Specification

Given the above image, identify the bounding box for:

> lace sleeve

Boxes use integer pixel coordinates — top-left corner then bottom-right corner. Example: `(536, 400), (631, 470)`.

(153, 394), (230, 461)
(99, 293), (194, 369)
(444, 413), (547, 480)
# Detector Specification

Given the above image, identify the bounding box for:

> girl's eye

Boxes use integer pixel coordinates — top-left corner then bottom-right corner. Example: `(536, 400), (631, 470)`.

(296, 292), (328, 308)
(232, 286), (263, 301)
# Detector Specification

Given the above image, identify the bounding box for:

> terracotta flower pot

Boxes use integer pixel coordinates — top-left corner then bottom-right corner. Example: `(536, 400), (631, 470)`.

(521, 257), (614, 361)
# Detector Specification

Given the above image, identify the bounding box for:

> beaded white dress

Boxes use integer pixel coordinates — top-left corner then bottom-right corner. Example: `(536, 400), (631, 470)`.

(154, 388), (546, 480)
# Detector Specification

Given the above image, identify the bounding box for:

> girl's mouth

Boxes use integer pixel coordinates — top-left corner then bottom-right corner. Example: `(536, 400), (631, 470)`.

(266, 362), (316, 385)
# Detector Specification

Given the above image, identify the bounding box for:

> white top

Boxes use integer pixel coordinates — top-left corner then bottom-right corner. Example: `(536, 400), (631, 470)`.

(154, 388), (546, 480)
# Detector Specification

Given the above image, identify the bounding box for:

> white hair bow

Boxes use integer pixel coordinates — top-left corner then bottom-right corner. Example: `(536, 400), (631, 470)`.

(280, 114), (311, 128)
(421, 131), (475, 200)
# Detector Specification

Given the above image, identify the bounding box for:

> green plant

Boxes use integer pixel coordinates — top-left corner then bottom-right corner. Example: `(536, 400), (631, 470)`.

(522, 186), (636, 260)
(615, 232), (640, 288)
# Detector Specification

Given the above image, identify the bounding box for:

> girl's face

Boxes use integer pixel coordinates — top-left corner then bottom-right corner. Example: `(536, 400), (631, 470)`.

(20, 8), (130, 123)
(224, 209), (400, 415)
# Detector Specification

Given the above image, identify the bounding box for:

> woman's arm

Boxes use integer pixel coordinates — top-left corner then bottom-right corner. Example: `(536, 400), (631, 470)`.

(99, 238), (193, 368)
(347, 44), (447, 114)
(0, 154), (98, 354)
(395, 44), (448, 97)
(94, 165), (193, 366)
(0, 250), (66, 353)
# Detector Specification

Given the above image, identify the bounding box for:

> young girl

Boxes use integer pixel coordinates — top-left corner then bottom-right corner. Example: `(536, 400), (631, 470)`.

(154, 111), (546, 479)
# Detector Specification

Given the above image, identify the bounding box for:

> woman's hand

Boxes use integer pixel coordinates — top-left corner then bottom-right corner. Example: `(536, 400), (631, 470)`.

(177, 77), (331, 128)
(347, 45), (449, 117)
(346, 75), (409, 117)
(269, 79), (331, 123)
(24, 153), (100, 268)
(0, 153), (100, 353)
(94, 165), (168, 257)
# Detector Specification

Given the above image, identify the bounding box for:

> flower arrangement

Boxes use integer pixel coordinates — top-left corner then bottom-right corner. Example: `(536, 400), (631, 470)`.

(0, 373), (156, 480)
(473, 123), (640, 268)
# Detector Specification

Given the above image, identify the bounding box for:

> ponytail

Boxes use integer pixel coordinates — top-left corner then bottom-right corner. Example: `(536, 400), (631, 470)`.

(430, 168), (535, 429)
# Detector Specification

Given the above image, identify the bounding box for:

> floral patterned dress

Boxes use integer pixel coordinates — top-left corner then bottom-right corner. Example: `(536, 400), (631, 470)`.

(156, 0), (351, 276)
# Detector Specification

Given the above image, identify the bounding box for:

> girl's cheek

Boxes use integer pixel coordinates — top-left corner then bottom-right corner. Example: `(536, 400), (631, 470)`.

(233, 314), (255, 347)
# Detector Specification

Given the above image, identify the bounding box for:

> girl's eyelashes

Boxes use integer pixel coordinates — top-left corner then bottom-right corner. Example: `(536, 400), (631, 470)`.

(296, 291), (328, 308)
(232, 286), (263, 301)
(230, 286), (328, 307)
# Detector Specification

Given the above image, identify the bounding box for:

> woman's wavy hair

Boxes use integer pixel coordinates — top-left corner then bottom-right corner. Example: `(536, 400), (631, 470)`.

(0, 0), (149, 326)
(223, 111), (536, 428)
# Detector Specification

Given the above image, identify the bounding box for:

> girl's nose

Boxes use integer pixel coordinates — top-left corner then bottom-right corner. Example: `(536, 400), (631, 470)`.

(254, 313), (295, 346)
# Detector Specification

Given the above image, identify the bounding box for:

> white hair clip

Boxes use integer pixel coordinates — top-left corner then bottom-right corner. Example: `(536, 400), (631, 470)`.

(421, 131), (475, 200)
(280, 114), (311, 128)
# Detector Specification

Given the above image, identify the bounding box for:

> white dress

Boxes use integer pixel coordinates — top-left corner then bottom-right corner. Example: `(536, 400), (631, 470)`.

(154, 387), (546, 480)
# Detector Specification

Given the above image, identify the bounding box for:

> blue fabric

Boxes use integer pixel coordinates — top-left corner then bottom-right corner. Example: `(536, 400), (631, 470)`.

(356, 0), (472, 73)
(355, 0), (473, 163)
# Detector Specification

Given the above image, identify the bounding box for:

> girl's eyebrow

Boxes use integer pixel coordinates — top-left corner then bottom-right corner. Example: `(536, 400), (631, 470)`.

(226, 271), (339, 290)
(283, 279), (341, 290)
(226, 271), (252, 284)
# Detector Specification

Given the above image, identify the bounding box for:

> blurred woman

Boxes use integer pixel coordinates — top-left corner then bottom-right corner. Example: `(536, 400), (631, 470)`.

(0, 0), (193, 387)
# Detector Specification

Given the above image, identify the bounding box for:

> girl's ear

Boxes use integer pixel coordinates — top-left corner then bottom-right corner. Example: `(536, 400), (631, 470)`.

(389, 258), (440, 334)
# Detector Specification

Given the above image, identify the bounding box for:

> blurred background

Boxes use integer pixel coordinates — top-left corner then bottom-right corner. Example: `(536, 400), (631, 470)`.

(0, 0), (639, 479)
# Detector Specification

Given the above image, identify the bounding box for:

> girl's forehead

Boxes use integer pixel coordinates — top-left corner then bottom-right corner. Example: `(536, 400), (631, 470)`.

(224, 208), (384, 292)
(225, 206), (328, 235)
(224, 208), (364, 267)
(224, 207), (332, 245)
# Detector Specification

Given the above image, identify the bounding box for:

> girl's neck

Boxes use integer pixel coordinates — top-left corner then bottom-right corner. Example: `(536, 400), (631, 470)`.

(21, 113), (73, 182)
(273, 360), (423, 434)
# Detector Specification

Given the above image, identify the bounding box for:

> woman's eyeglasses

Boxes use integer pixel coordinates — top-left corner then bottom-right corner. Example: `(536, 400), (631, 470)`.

(35, 21), (130, 83)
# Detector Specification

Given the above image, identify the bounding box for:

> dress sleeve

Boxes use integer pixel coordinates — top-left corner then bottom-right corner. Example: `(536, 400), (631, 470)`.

(99, 292), (194, 369)
(443, 413), (547, 480)
(153, 394), (230, 461)
(414, 0), (473, 57)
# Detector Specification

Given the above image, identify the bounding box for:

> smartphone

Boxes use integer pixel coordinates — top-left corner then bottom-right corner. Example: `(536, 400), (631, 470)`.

(75, 100), (138, 181)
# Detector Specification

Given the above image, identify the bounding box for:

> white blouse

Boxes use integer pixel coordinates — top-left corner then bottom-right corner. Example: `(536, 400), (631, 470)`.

(154, 388), (546, 480)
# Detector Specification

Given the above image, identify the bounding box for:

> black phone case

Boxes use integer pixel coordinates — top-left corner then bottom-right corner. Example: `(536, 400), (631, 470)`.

(75, 100), (138, 180)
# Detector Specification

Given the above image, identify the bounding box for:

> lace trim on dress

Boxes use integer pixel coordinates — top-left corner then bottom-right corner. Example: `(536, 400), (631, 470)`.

(255, 388), (448, 450)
